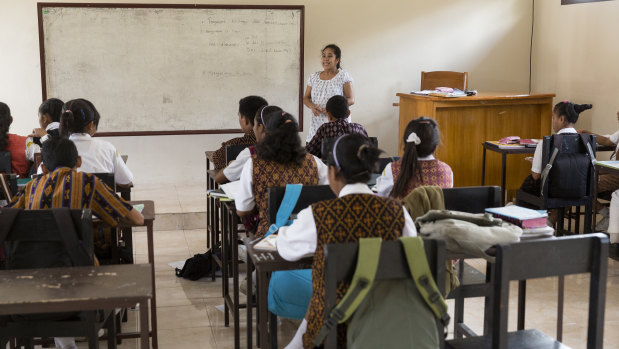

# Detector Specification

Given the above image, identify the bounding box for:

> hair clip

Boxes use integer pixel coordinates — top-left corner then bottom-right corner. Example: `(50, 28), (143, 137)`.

(80, 109), (86, 120)
(65, 109), (72, 114)
(260, 106), (268, 126)
(284, 119), (292, 124)
(406, 132), (421, 145)
(332, 134), (345, 169)
(356, 144), (369, 159)
(563, 100), (569, 103)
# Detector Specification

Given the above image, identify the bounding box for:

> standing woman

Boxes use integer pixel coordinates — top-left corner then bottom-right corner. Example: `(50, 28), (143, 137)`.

(303, 44), (355, 142)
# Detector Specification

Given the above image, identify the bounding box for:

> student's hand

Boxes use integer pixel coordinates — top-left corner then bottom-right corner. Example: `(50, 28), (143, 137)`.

(29, 128), (48, 138)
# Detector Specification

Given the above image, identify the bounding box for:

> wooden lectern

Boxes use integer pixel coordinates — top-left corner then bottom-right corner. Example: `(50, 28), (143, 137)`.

(396, 92), (555, 202)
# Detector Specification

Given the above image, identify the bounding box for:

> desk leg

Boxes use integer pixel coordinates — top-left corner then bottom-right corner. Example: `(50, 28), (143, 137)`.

(557, 275), (564, 342)
(517, 280), (526, 330)
(501, 153), (507, 206)
(147, 221), (158, 349)
(232, 214), (240, 349)
(481, 147), (487, 186)
(258, 271), (269, 349)
(592, 167), (599, 233)
(139, 299), (150, 348)
(247, 256), (254, 349)
(269, 310), (278, 349)
(222, 204), (230, 326)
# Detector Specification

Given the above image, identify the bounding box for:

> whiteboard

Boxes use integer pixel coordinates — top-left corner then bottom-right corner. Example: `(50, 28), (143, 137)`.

(38, 4), (304, 135)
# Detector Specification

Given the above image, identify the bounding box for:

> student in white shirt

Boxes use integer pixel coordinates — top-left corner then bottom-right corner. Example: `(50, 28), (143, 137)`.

(215, 105), (283, 184)
(59, 99), (133, 186)
(25, 98), (64, 162)
(276, 134), (417, 349)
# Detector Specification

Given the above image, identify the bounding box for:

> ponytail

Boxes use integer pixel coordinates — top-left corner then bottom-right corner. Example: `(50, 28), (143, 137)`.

(59, 99), (96, 137)
(554, 101), (593, 124)
(390, 117), (440, 198)
(328, 134), (382, 184)
(0, 102), (11, 151)
(255, 111), (306, 165)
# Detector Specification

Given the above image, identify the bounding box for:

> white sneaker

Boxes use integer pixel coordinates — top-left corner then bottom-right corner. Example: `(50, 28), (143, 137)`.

(596, 207), (610, 231)
(54, 337), (78, 349)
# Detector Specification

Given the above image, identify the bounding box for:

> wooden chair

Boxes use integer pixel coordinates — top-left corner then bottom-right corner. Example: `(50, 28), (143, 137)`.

(0, 208), (117, 349)
(33, 153), (42, 174)
(0, 151), (10, 174)
(516, 134), (596, 235)
(376, 156), (400, 174)
(444, 186), (501, 213)
(446, 233), (608, 349)
(226, 144), (252, 164)
(323, 239), (446, 348)
(420, 71), (468, 90)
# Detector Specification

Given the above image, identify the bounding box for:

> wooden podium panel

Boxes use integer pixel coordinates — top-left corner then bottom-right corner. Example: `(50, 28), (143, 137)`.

(396, 92), (554, 201)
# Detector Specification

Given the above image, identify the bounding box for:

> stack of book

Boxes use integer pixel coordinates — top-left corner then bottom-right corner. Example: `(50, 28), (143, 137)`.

(485, 205), (554, 237)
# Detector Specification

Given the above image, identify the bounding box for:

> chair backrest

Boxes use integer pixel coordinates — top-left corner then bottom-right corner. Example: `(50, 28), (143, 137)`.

(376, 156), (400, 174)
(420, 71), (468, 91)
(324, 239), (446, 348)
(0, 150), (11, 174)
(33, 152), (42, 172)
(93, 172), (116, 192)
(0, 208), (94, 269)
(321, 136), (379, 159)
(541, 134), (596, 199)
(443, 186), (501, 213)
(0, 173), (17, 203)
(267, 185), (336, 224)
(226, 144), (251, 164)
(491, 234), (607, 349)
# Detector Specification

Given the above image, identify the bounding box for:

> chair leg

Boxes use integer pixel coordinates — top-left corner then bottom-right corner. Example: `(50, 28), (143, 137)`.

(107, 311), (117, 349)
(557, 209), (566, 236)
(575, 206), (581, 235)
(584, 203), (593, 234)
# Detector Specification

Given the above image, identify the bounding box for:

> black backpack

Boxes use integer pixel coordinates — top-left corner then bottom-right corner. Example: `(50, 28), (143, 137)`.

(541, 134), (595, 199)
(175, 245), (221, 281)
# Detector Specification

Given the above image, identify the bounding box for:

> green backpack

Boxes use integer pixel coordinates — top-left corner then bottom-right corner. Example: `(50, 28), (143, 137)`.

(314, 237), (449, 349)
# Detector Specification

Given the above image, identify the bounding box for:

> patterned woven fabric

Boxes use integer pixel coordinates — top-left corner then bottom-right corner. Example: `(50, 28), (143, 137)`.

(212, 130), (256, 170)
(9, 167), (133, 227)
(303, 194), (405, 349)
(391, 159), (453, 199)
(251, 153), (319, 237)
(305, 119), (368, 157)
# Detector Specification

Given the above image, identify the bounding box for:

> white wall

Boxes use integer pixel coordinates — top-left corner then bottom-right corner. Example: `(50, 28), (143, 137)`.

(1, 0), (533, 186)
(532, 0), (619, 134)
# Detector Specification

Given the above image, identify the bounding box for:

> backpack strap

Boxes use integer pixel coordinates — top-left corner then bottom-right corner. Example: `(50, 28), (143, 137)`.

(400, 237), (450, 326)
(313, 237), (382, 346)
(265, 184), (303, 236)
(579, 133), (597, 166)
(52, 208), (93, 266)
(540, 134), (563, 196)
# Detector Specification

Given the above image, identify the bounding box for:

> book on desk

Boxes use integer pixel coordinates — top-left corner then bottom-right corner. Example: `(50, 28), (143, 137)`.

(485, 139), (539, 149)
(485, 205), (548, 229)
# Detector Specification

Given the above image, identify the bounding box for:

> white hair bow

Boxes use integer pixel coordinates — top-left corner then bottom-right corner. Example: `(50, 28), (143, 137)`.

(406, 132), (421, 145)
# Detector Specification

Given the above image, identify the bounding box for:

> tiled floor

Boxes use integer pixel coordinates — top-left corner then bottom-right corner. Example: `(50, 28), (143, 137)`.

(32, 182), (619, 348)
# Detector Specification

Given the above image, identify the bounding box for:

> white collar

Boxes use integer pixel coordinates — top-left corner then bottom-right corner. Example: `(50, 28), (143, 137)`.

(69, 133), (92, 140)
(418, 155), (435, 161)
(557, 127), (577, 134)
(46, 122), (59, 131)
(338, 183), (373, 198)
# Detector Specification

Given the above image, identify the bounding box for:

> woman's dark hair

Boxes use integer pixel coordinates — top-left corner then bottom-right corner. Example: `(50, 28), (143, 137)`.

(553, 101), (592, 124)
(390, 117), (440, 198)
(0, 102), (11, 151)
(322, 44), (342, 69)
(239, 95), (268, 126)
(59, 99), (97, 137)
(254, 105), (283, 124)
(255, 111), (305, 165)
(327, 134), (382, 184)
(41, 137), (78, 170)
(38, 98), (64, 122)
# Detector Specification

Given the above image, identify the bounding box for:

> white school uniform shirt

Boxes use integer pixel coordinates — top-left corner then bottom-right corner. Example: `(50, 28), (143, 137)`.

(531, 128), (577, 174)
(234, 155), (329, 212)
(69, 133), (134, 185)
(276, 183), (418, 262)
(374, 155), (453, 197)
(25, 122), (60, 161)
(222, 147), (252, 182)
(605, 130), (619, 160)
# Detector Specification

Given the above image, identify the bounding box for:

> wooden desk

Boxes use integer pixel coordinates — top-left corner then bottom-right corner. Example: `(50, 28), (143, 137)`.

(0, 264), (152, 348)
(244, 237), (313, 349)
(123, 200), (158, 348)
(481, 143), (536, 205)
(592, 162), (619, 232)
(397, 92), (554, 197)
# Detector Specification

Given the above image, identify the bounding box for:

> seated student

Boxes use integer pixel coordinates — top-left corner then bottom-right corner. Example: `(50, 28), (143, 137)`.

(305, 95), (367, 157)
(8, 137), (143, 349)
(521, 101), (593, 194)
(375, 117), (452, 199)
(215, 105), (283, 184)
(25, 98), (64, 160)
(59, 99), (134, 187)
(212, 95), (268, 170)
(579, 110), (619, 230)
(276, 134), (417, 349)
(235, 111), (329, 237)
(0, 102), (30, 177)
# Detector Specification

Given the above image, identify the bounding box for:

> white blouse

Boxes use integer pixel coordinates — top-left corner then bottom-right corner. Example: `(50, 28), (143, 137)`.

(234, 155), (329, 212)
(69, 133), (134, 185)
(531, 128), (577, 174)
(276, 183), (417, 262)
(306, 69), (353, 142)
(222, 147), (252, 182)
